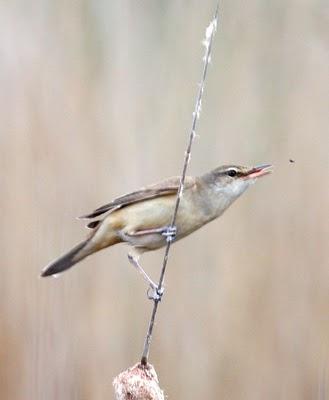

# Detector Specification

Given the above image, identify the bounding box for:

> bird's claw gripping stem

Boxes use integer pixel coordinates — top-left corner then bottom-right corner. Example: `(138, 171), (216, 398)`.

(147, 285), (164, 301)
(161, 225), (177, 242)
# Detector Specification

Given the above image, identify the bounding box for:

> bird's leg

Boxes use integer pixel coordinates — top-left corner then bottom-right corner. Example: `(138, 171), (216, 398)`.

(127, 253), (164, 301)
(126, 225), (177, 242)
(118, 229), (172, 301)
(127, 253), (157, 289)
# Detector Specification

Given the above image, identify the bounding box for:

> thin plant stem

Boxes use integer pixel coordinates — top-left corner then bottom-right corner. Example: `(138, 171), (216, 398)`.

(141, 3), (219, 366)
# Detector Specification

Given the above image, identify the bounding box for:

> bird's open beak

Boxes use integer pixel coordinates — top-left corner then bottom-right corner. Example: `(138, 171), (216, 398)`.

(244, 164), (272, 179)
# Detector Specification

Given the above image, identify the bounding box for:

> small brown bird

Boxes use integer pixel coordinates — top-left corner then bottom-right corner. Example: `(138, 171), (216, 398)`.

(41, 164), (271, 291)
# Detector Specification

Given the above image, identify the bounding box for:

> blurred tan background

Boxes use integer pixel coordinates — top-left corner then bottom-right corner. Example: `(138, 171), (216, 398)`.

(1, 1), (328, 399)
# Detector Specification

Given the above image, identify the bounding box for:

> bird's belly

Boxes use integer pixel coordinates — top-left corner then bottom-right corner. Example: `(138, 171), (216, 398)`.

(123, 196), (175, 229)
(113, 196), (175, 249)
(112, 195), (206, 250)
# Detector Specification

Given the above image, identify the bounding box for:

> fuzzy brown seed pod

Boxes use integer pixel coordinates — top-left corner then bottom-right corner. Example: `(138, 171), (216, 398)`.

(113, 363), (164, 400)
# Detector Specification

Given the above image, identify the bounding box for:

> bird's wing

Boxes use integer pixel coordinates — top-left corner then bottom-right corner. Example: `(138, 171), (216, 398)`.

(79, 176), (196, 219)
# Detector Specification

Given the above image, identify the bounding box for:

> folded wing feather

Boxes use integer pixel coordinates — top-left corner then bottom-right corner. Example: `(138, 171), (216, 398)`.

(79, 176), (196, 219)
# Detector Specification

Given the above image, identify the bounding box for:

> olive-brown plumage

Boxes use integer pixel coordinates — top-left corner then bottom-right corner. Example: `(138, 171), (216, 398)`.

(41, 164), (271, 277)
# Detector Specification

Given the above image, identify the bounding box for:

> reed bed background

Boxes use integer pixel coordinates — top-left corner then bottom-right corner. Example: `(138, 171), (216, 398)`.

(0, 1), (328, 399)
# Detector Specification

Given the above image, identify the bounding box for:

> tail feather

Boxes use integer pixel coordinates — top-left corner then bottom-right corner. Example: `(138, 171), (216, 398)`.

(41, 239), (91, 277)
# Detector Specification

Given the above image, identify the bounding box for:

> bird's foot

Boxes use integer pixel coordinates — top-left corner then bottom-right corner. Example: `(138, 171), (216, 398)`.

(147, 284), (164, 302)
(161, 225), (177, 242)
(127, 252), (165, 301)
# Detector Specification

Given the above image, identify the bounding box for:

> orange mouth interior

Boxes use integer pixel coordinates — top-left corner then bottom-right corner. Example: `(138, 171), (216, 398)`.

(245, 164), (272, 179)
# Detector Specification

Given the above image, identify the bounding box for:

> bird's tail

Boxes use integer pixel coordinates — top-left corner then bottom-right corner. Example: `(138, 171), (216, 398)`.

(40, 239), (95, 277)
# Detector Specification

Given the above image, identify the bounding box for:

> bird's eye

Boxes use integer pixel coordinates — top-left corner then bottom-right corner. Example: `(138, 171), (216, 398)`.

(227, 169), (237, 177)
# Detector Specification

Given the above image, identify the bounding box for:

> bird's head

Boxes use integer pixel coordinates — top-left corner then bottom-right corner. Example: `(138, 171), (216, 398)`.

(203, 164), (272, 202)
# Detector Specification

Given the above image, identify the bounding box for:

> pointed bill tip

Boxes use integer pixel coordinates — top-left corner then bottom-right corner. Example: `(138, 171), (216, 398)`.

(254, 163), (273, 170)
(246, 164), (273, 179)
